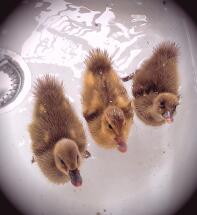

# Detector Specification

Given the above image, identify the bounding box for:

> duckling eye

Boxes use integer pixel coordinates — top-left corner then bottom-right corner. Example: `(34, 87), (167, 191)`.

(108, 123), (113, 130)
(172, 105), (177, 112)
(77, 155), (79, 163)
(60, 158), (65, 166)
(159, 101), (165, 109)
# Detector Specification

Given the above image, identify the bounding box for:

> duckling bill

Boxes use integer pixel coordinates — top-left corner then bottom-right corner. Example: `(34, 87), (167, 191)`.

(122, 41), (180, 126)
(29, 75), (89, 186)
(81, 49), (133, 152)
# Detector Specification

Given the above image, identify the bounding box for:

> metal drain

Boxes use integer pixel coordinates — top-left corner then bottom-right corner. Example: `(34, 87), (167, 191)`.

(0, 49), (31, 114)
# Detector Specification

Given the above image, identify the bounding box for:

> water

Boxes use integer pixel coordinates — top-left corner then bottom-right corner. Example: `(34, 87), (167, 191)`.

(0, 0), (197, 215)
(21, 0), (147, 78)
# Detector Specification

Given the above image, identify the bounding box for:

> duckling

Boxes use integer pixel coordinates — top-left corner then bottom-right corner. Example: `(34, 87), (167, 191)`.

(29, 75), (90, 186)
(122, 41), (180, 126)
(81, 49), (133, 153)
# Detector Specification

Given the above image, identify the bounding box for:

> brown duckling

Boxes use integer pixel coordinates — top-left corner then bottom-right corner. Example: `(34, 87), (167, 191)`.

(81, 49), (133, 152)
(29, 75), (90, 186)
(122, 41), (180, 126)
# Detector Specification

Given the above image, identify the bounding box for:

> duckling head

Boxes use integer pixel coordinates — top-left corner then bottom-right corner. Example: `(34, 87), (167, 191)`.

(102, 106), (127, 153)
(54, 138), (82, 187)
(153, 92), (179, 123)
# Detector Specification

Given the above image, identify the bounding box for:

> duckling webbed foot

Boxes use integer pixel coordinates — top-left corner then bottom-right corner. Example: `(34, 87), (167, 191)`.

(83, 150), (91, 159)
(31, 156), (35, 164)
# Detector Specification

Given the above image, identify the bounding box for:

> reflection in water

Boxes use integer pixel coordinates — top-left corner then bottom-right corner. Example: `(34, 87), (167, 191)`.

(21, 0), (147, 77)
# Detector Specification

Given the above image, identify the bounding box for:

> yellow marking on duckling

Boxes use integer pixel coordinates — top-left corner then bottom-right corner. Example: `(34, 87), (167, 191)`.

(110, 72), (119, 83)
(116, 96), (128, 108)
(39, 104), (46, 114)
(90, 96), (100, 108)
(70, 129), (76, 139)
(110, 71), (117, 79)
(43, 132), (49, 143)
(85, 72), (95, 86)
(86, 90), (101, 111)
(64, 101), (70, 109)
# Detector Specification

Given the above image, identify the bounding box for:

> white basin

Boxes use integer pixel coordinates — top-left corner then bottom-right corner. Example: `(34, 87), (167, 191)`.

(0, 0), (197, 215)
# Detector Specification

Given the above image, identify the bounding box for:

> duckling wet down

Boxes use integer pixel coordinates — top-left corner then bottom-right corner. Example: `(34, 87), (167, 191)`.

(0, 1), (197, 215)
(29, 75), (89, 186)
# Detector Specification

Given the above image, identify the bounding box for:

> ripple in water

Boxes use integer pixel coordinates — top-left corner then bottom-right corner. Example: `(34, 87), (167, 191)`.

(21, 0), (148, 78)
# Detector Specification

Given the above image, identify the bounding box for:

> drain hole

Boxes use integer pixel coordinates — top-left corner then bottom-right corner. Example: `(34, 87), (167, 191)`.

(0, 49), (31, 113)
(0, 58), (24, 108)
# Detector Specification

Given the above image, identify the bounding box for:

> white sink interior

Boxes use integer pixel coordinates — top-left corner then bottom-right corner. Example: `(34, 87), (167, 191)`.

(0, 0), (197, 215)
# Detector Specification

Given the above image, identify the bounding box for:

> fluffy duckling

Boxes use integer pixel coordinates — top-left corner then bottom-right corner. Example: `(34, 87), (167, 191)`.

(81, 49), (133, 152)
(29, 75), (89, 186)
(123, 41), (180, 126)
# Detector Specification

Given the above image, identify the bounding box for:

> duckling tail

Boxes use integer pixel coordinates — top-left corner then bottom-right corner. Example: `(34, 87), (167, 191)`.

(85, 49), (112, 74)
(121, 73), (135, 82)
(153, 41), (179, 63)
(33, 74), (64, 105)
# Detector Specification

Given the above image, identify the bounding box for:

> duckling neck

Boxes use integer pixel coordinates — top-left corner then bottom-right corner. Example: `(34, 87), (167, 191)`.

(37, 150), (69, 184)
(148, 107), (163, 122)
(147, 93), (164, 123)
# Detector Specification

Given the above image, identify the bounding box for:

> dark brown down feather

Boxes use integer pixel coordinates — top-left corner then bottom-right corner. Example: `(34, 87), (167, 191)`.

(85, 49), (112, 74)
(126, 41), (180, 126)
(29, 75), (87, 183)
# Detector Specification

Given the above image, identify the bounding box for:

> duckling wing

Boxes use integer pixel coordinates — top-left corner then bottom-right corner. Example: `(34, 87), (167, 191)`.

(30, 75), (71, 155)
(82, 70), (104, 121)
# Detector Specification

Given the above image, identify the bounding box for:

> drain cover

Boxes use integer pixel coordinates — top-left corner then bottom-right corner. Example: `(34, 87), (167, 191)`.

(0, 49), (31, 113)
